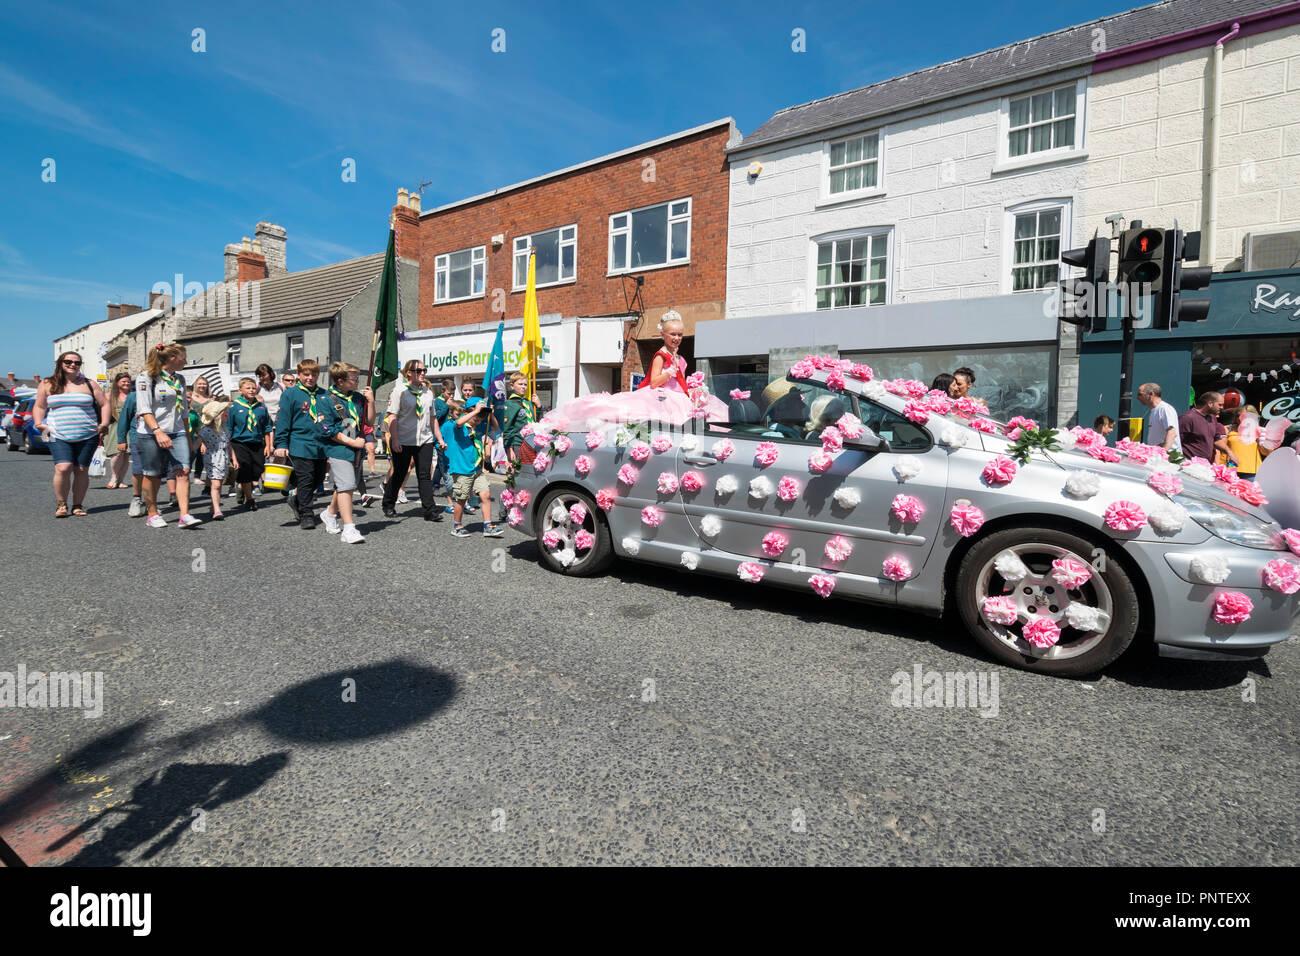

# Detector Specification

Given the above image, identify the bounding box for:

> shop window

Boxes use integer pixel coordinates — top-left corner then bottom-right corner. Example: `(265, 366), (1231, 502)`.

(608, 198), (690, 273)
(813, 230), (890, 309)
(435, 246), (486, 302)
(514, 226), (576, 289)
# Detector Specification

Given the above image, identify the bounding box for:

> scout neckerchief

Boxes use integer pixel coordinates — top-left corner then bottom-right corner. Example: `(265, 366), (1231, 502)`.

(635, 348), (690, 393)
(233, 395), (261, 433)
(407, 379), (427, 418)
(300, 383), (324, 422)
(160, 371), (186, 418)
(330, 386), (359, 430)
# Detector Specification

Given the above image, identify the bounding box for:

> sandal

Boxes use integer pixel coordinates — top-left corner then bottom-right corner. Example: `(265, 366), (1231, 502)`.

(71, 505), (88, 517)
(54, 502), (68, 518)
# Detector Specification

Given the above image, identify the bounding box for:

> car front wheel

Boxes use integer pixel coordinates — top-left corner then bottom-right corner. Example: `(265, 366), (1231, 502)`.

(955, 527), (1140, 677)
(535, 486), (613, 577)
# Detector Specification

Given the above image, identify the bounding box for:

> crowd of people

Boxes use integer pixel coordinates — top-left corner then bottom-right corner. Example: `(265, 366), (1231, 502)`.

(29, 344), (542, 541)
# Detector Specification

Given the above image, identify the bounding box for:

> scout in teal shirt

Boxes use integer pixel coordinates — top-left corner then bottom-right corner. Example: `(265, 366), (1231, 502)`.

(274, 380), (340, 459)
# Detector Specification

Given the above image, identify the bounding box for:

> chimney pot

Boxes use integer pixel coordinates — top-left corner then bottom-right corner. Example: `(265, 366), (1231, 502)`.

(242, 237), (252, 251)
(410, 193), (421, 213)
(251, 238), (263, 255)
(397, 187), (409, 207)
(254, 221), (288, 276)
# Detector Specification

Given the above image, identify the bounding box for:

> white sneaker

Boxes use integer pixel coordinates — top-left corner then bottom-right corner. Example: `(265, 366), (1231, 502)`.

(128, 497), (145, 518)
(226, 489), (238, 497)
(146, 514), (167, 529)
(397, 491), (409, 504)
(178, 514), (203, 528)
(320, 509), (342, 534)
(252, 486), (263, 496)
(340, 525), (365, 544)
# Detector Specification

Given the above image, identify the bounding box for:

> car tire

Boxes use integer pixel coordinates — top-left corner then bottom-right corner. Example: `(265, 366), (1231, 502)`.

(23, 433), (34, 454)
(535, 486), (613, 578)
(955, 526), (1140, 677)
(6, 433), (17, 452)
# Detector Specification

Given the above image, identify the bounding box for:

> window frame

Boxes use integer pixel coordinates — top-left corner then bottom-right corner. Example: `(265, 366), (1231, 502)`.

(808, 226), (894, 311)
(434, 245), (487, 304)
(819, 129), (886, 205)
(995, 80), (1087, 172)
(286, 333), (304, 370)
(607, 197), (692, 275)
(513, 224), (577, 291)
(226, 340), (241, 374)
(1002, 198), (1072, 295)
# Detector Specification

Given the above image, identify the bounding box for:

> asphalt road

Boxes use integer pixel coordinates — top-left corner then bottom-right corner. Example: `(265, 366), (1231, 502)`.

(1, 446), (1296, 866)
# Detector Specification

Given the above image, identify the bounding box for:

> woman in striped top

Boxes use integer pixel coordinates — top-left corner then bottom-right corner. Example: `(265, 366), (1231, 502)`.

(32, 351), (108, 517)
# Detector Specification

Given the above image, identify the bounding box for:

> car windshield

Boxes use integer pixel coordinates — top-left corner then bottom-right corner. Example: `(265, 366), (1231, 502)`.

(705, 373), (858, 443)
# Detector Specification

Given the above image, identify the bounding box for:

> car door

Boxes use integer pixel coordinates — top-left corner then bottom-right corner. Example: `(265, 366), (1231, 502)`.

(677, 381), (949, 600)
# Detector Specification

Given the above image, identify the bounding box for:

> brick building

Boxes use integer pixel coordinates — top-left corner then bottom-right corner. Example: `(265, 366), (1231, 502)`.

(401, 119), (738, 409)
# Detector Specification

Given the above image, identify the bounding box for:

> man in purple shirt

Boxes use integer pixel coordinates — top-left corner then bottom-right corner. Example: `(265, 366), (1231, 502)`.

(1178, 391), (1235, 464)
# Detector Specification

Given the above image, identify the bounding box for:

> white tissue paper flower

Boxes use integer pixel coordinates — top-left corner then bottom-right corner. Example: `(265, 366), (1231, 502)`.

(1054, 430), (1078, 451)
(1148, 457), (1181, 475)
(833, 486), (861, 509)
(715, 474), (739, 496)
(862, 381), (888, 402)
(749, 475), (774, 500)
(1181, 462), (1215, 483)
(700, 514), (722, 538)
(1062, 470), (1101, 499)
(679, 433), (700, 452)
(994, 550), (1030, 582)
(551, 504), (568, 524)
(1065, 603), (1110, 632)
(1189, 553), (1230, 584)
(557, 548), (576, 568)
(622, 537), (641, 556)
(680, 551), (700, 570)
(893, 459), (922, 481)
(1146, 500), (1188, 534)
(936, 423), (969, 448)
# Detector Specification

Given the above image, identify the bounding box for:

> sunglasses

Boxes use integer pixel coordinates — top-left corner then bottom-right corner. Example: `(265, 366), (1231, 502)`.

(63, 360), (82, 367)
(411, 368), (426, 374)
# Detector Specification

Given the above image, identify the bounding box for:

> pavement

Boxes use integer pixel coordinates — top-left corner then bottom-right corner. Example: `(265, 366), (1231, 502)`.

(0, 446), (1297, 865)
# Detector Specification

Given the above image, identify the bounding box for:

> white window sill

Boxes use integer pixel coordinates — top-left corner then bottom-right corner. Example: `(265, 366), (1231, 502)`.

(991, 149), (1087, 175)
(511, 277), (577, 294)
(607, 259), (690, 278)
(814, 186), (886, 210)
(433, 293), (486, 305)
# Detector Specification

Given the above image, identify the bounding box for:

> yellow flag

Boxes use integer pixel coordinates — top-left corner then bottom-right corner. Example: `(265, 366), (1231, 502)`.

(521, 250), (542, 402)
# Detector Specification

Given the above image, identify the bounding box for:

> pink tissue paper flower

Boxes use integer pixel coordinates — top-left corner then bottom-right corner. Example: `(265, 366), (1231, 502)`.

(585, 430), (604, 450)
(808, 450), (834, 473)
(1103, 500), (1146, 532)
(1022, 616), (1061, 648)
(568, 503), (587, 525)
(574, 529), (595, 551)
(501, 489), (514, 507)
(657, 472), (679, 494)
(1262, 559), (1300, 594)
(1069, 426), (1105, 448)
(882, 555), (912, 582)
(685, 371), (705, 389)
(1147, 472), (1183, 496)
(891, 493), (925, 523)
(641, 506), (663, 527)
(953, 397), (987, 418)
(902, 400), (930, 424)
(595, 489), (616, 511)
(729, 388), (751, 400)
(552, 435), (572, 454)
(981, 596), (1018, 626)
(711, 439), (735, 461)
(738, 562), (766, 583)
(820, 426), (844, 453)
(574, 455), (594, 476)
(507, 506), (524, 527)
(1212, 591), (1254, 625)
(1211, 463), (1236, 484)
(777, 475), (802, 500)
(826, 368), (846, 391)
(542, 530), (562, 550)
(514, 490), (530, 507)
(809, 574), (836, 598)
(1283, 528), (1300, 556)
(789, 360), (816, 379)
(971, 417), (998, 433)
(824, 536), (853, 563)
(981, 456), (1018, 486)
(1005, 416), (1038, 435)
(949, 503), (985, 537)
(651, 434), (673, 453)
(1228, 478), (1268, 507)
(533, 453), (551, 473)
(617, 463), (639, 486)
(1051, 557), (1093, 589)
(755, 442), (780, 466)
(629, 441), (651, 462)
(836, 413), (865, 439)
(1086, 444), (1121, 463)
(847, 363), (873, 382)
(520, 423), (535, 438)
(681, 470), (706, 493)
(761, 531), (789, 557)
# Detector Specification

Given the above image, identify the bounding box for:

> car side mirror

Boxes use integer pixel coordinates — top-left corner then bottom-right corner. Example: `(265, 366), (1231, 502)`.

(844, 427), (890, 453)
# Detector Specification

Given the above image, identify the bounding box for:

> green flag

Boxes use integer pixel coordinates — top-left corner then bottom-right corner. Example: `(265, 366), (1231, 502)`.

(369, 229), (401, 389)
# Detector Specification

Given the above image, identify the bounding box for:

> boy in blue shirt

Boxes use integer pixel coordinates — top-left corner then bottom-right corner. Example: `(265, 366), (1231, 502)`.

(273, 359), (343, 530)
(441, 397), (502, 538)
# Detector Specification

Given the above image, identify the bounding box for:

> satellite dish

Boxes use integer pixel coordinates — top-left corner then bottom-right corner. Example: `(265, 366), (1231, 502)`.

(1256, 446), (1300, 530)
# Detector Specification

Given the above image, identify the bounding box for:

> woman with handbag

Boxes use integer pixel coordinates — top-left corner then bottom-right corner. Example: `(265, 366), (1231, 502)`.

(32, 351), (109, 517)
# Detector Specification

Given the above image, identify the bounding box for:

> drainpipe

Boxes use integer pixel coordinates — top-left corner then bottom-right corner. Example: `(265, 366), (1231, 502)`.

(1202, 21), (1240, 268)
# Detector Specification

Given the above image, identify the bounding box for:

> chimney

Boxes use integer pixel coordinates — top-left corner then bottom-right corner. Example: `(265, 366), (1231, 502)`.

(224, 243), (241, 282)
(149, 290), (172, 311)
(391, 188), (420, 259)
(236, 237), (268, 287)
(106, 302), (142, 321)
(255, 221), (288, 276)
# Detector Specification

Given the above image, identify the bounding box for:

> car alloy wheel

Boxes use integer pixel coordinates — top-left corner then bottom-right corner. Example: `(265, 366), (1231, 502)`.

(535, 487), (612, 577)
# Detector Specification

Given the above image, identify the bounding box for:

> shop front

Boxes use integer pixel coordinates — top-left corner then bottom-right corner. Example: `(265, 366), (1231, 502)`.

(1077, 269), (1300, 440)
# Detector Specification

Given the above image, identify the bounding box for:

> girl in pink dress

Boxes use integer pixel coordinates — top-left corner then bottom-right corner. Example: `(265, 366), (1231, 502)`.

(549, 312), (727, 429)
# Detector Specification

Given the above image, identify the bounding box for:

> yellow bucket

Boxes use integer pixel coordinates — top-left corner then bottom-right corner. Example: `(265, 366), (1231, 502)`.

(263, 462), (294, 491)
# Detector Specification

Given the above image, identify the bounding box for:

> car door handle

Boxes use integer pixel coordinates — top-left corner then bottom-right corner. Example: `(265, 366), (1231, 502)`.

(682, 456), (718, 466)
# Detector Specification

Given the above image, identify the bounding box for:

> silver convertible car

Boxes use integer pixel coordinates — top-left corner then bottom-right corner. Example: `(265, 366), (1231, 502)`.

(508, 363), (1300, 676)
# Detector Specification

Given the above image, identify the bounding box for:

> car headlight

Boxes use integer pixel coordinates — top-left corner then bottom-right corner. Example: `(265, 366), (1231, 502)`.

(1174, 491), (1285, 550)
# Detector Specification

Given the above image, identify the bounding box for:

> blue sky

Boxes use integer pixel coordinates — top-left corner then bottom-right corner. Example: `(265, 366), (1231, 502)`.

(0, 0), (1137, 379)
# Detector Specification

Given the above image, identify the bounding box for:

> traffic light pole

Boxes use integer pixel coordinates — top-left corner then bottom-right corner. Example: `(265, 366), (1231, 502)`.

(1117, 315), (1137, 440)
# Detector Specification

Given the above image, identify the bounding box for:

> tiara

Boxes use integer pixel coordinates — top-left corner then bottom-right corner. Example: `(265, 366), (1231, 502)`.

(657, 309), (682, 330)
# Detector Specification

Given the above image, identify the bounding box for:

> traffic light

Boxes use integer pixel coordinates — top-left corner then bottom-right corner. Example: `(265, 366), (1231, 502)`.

(1160, 227), (1212, 328)
(1058, 234), (1111, 333)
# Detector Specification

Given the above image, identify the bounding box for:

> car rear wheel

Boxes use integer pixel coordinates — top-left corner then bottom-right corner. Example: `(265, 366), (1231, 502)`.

(23, 432), (35, 454)
(955, 527), (1140, 677)
(6, 432), (18, 451)
(535, 486), (612, 577)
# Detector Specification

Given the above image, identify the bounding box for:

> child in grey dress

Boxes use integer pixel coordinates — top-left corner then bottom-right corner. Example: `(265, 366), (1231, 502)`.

(198, 401), (234, 520)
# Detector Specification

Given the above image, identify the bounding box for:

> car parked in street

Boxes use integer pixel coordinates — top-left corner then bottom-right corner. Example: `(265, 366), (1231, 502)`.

(6, 398), (50, 454)
(510, 360), (1300, 676)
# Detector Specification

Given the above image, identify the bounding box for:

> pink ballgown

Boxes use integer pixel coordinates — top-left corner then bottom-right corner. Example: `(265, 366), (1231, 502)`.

(548, 350), (728, 430)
